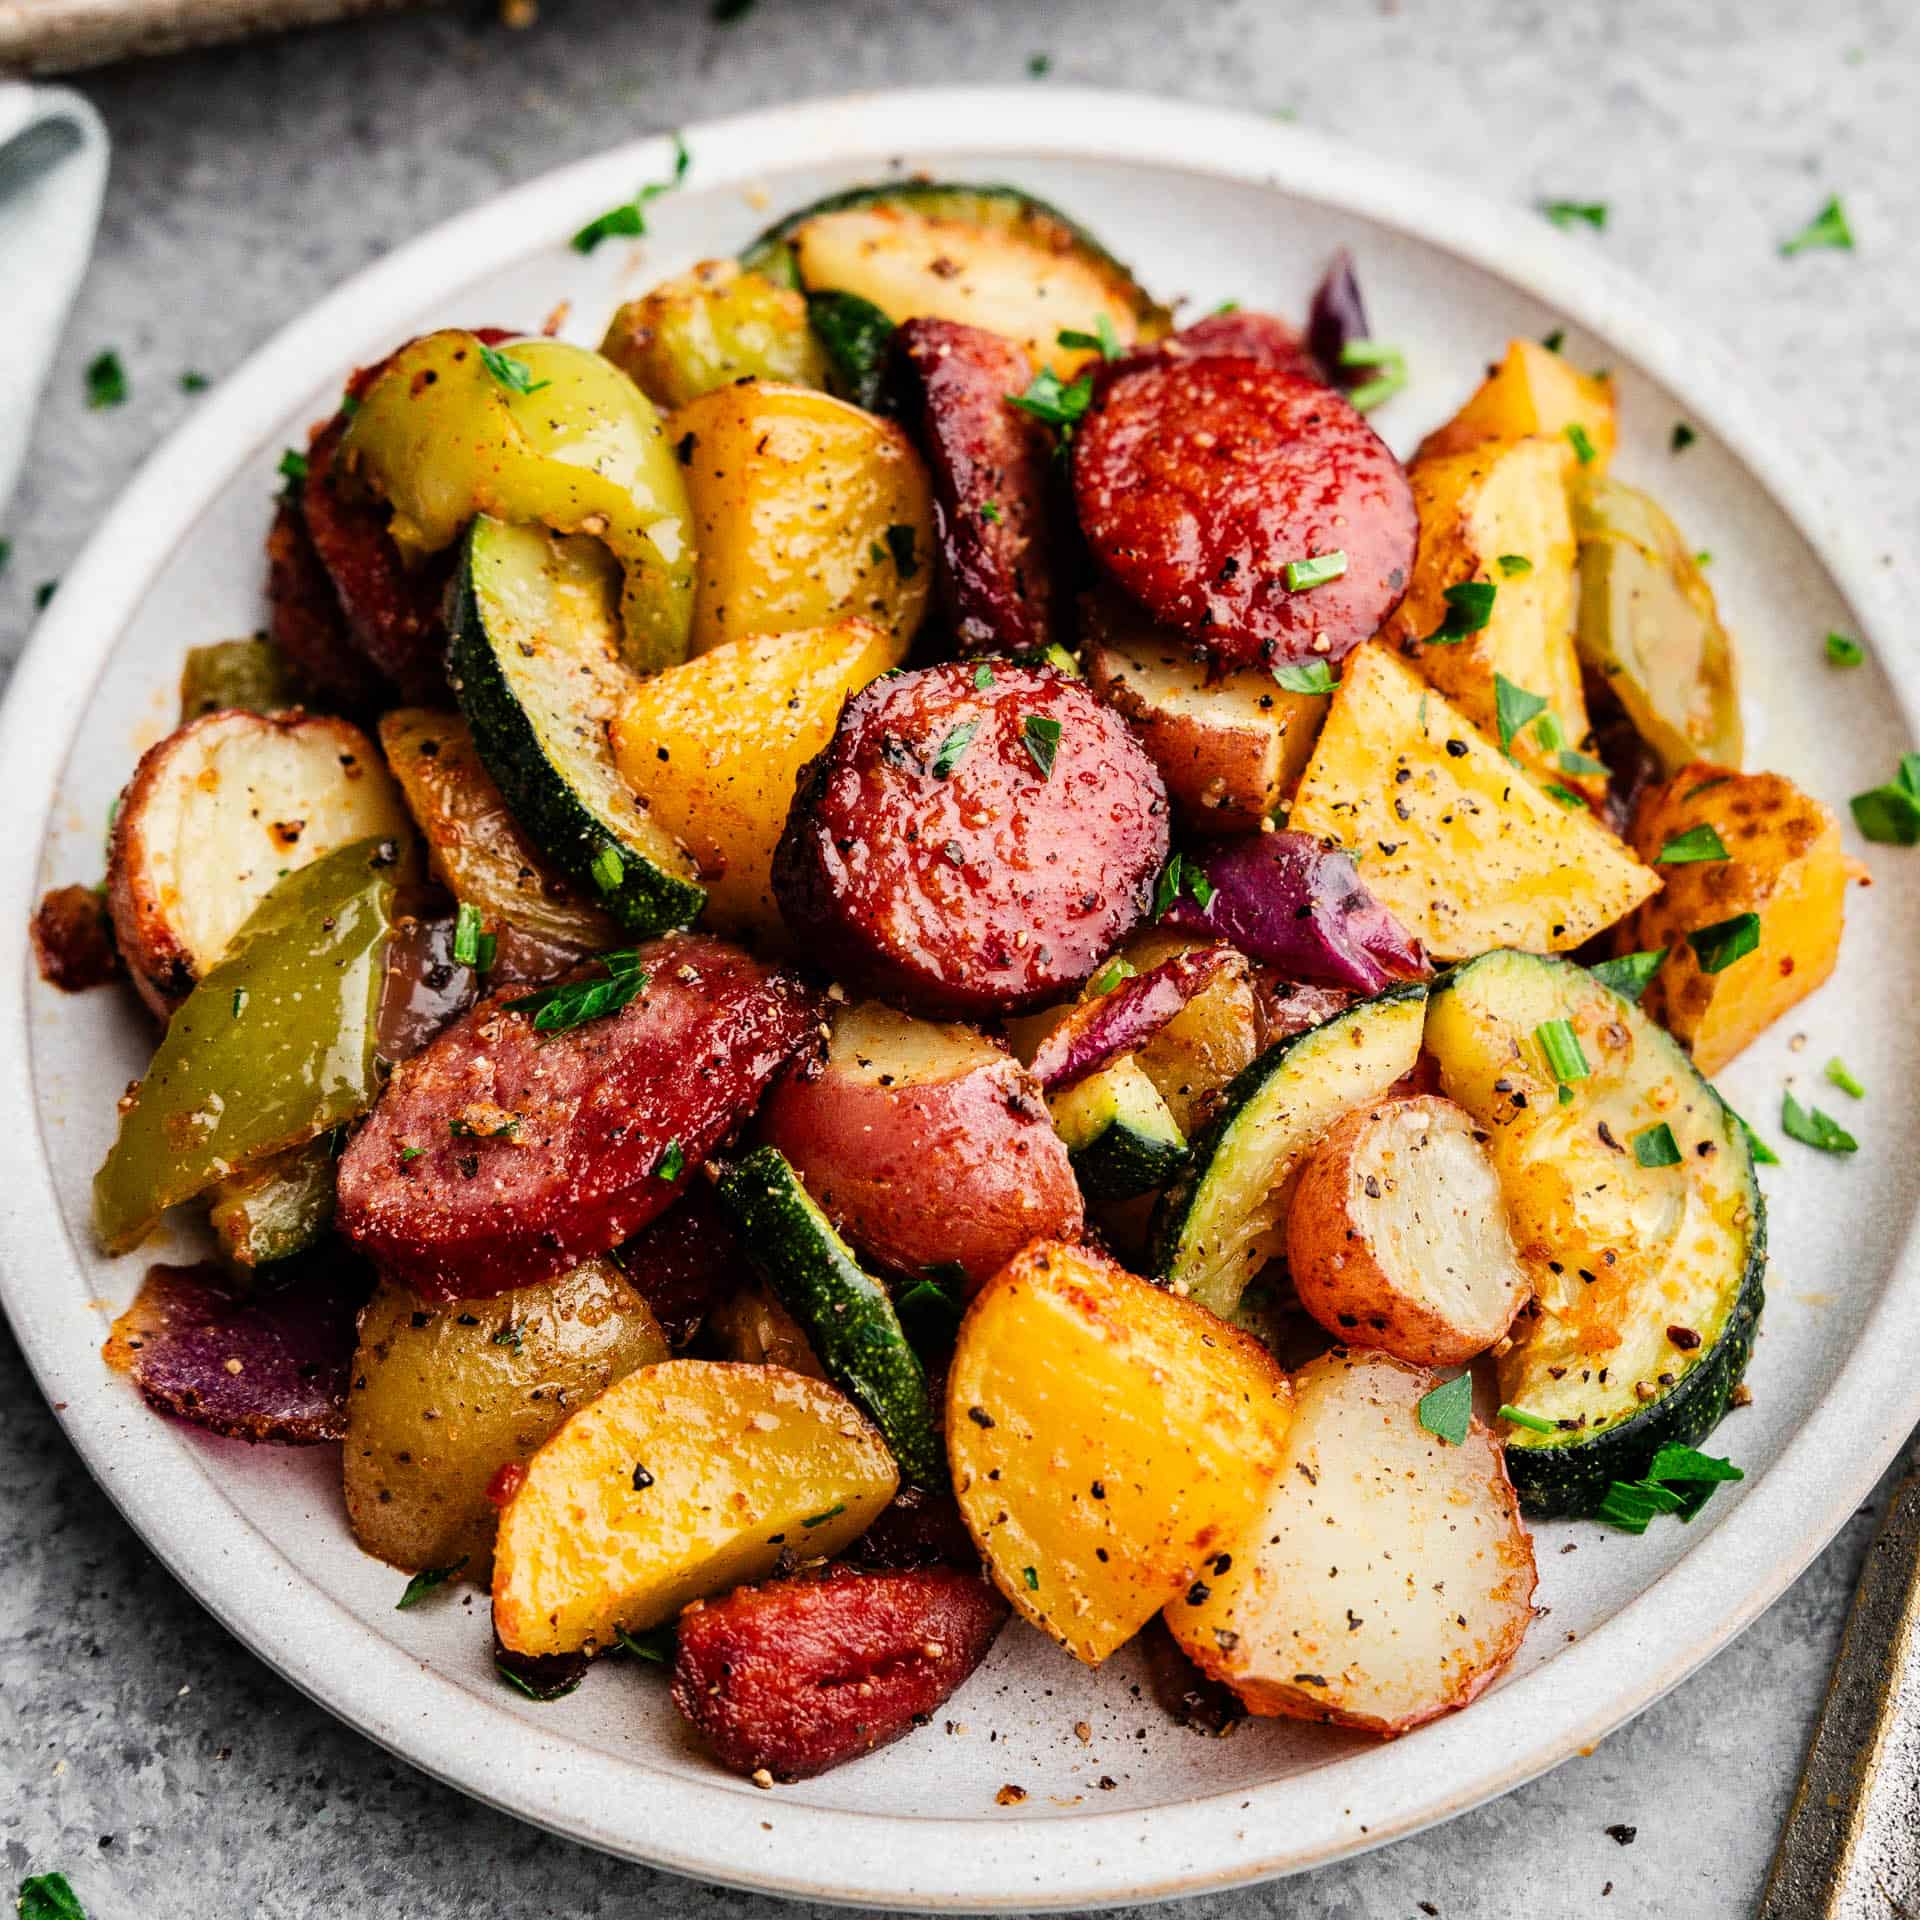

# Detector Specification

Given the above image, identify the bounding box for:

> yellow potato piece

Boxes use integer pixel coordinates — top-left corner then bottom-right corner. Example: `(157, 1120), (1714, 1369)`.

(492, 1360), (896, 1656)
(1621, 764), (1849, 1074)
(669, 381), (933, 657)
(1385, 436), (1596, 802)
(1288, 643), (1658, 960)
(946, 1240), (1292, 1666)
(612, 618), (895, 936)
(1416, 337), (1617, 470)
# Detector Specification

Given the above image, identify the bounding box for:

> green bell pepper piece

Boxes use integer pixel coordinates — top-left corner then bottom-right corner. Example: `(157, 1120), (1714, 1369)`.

(93, 836), (401, 1253)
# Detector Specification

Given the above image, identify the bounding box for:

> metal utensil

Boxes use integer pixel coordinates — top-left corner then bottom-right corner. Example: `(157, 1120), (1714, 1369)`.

(1761, 1470), (1920, 1918)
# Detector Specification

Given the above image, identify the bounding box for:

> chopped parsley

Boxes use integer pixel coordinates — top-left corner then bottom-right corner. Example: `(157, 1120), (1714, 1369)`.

(1850, 754), (1920, 844)
(1670, 421), (1696, 453)
(1496, 553), (1533, 577)
(506, 951), (650, 1032)
(1008, 366), (1095, 435)
(1544, 783), (1589, 809)
(1825, 1057), (1865, 1099)
(972, 662), (995, 689)
(1021, 713), (1063, 778)
(657, 1139), (686, 1182)
(1154, 850), (1214, 919)
(978, 501), (1004, 525)
(1590, 948), (1667, 1003)
(884, 522), (920, 579)
(35, 580), (57, 611)
(1559, 748), (1608, 776)
(1539, 199), (1608, 230)
(802, 1504), (847, 1528)
(277, 447), (310, 484)
(16, 1874), (89, 1920)
(496, 1659), (581, 1702)
(1088, 956), (1136, 996)
(1056, 315), (1121, 361)
(399, 1145), (426, 1164)
(1564, 422), (1598, 465)
(1497, 1404), (1556, 1434)
(1339, 339), (1409, 412)
(1631, 1122), (1682, 1169)
(1781, 1090), (1857, 1154)
(1599, 1445), (1744, 1532)
(1779, 194), (1853, 257)
(491, 1322), (525, 1351)
(1416, 1371), (1472, 1447)
(85, 350), (127, 409)
(1027, 52), (1051, 76)
(930, 720), (978, 778)
(1494, 674), (1547, 754)
(616, 1623), (678, 1663)
(179, 370), (210, 393)
(1541, 328), (1566, 353)
(479, 343), (550, 397)
(1283, 550), (1348, 592)
(1423, 579), (1497, 646)
(1688, 911), (1760, 974)
(395, 1560), (467, 1609)
(897, 1268), (966, 1355)
(1273, 659), (1338, 696)
(1656, 823), (1729, 864)
(1535, 1017), (1590, 1091)
(1824, 631), (1865, 667)
(569, 132), (692, 251)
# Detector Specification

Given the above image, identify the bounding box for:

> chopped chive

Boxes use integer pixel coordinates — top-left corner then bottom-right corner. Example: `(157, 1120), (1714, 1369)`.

(1825, 631), (1865, 667)
(452, 900), (486, 968)
(570, 132), (692, 251)
(180, 370), (210, 393)
(1688, 911), (1760, 974)
(1545, 783), (1589, 809)
(1779, 194), (1853, 257)
(1496, 553), (1533, 577)
(1339, 339), (1409, 411)
(1022, 1565), (1040, 1590)
(802, 1504), (847, 1528)
(1590, 948), (1667, 1003)
(1732, 1109), (1779, 1165)
(1531, 710), (1567, 754)
(1631, 1122), (1682, 1168)
(1497, 1404), (1557, 1434)
(1564, 422), (1598, 465)
(1657, 823), (1729, 864)
(231, 987), (248, 1018)
(1283, 551), (1348, 591)
(1539, 199), (1608, 230)
(1782, 1090), (1857, 1153)
(1273, 660), (1338, 696)
(1535, 1017), (1590, 1088)
(1416, 1371), (1473, 1447)
(1494, 674), (1547, 754)
(1825, 1057), (1865, 1099)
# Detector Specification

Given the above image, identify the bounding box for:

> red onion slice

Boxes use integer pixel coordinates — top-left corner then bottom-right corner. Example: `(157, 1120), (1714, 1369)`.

(1030, 946), (1234, 1094)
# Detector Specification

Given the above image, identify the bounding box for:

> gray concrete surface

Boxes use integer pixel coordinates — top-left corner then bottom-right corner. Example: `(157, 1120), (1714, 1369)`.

(3, 1), (1918, 1913)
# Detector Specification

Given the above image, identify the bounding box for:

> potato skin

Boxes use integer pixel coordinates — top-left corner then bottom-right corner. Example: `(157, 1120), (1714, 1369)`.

(757, 1001), (1083, 1293)
(1285, 1096), (1528, 1365)
(1621, 763), (1849, 1075)
(342, 1259), (669, 1578)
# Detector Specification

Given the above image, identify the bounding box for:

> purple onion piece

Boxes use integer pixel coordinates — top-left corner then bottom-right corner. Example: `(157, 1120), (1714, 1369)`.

(1161, 833), (1429, 995)
(1030, 946), (1234, 1094)
(1306, 249), (1373, 390)
(103, 1257), (373, 1444)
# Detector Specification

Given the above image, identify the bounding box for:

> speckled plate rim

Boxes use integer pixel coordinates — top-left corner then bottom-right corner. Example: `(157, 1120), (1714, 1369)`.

(1, 86), (1914, 1911)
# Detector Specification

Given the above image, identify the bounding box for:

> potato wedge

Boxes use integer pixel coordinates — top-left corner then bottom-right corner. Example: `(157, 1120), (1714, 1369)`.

(756, 998), (1082, 1292)
(493, 1360), (896, 1655)
(610, 619), (896, 937)
(1120, 929), (1262, 1137)
(1415, 338), (1616, 470)
(1620, 764), (1849, 1074)
(1083, 592), (1326, 830)
(599, 259), (828, 410)
(1288, 643), (1659, 959)
(379, 708), (618, 955)
(947, 1239), (1292, 1665)
(344, 1259), (669, 1580)
(1169, 1349), (1536, 1735)
(1384, 436), (1597, 801)
(670, 381), (933, 658)
(1286, 1096), (1528, 1365)
(108, 709), (410, 1016)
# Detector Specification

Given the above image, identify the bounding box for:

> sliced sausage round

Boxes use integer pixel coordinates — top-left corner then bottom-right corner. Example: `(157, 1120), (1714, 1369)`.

(1103, 308), (1323, 391)
(1073, 356), (1415, 672)
(890, 317), (1065, 656)
(265, 492), (386, 709)
(772, 661), (1169, 1016)
(337, 932), (820, 1302)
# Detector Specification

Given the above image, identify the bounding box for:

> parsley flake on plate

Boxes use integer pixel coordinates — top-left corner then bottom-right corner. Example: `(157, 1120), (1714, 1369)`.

(570, 133), (692, 252)
(85, 350), (127, 409)
(1779, 193), (1853, 257)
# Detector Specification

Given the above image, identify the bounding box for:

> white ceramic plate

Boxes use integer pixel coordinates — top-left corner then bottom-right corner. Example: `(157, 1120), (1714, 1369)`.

(2, 88), (1915, 1912)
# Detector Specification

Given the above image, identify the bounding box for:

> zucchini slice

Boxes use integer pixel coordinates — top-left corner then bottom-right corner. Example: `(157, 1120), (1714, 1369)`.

(1150, 983), (1429, 1319)
(447, 516), (703, 936)
(1425, 949), (1765, 1516)
(1050, 1055), (1186, 1202)
(716, 1145), (945, 1489)
(741, 181), (1171, 378)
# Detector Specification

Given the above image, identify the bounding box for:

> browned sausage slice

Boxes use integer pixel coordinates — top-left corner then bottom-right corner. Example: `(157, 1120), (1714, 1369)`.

(1105, 308), (1323, 389)
(773, 661), (1169, 1017)
(265, 492), (387, 709)
(337, 932), (820, 1302)
(1074, 357), (1415, 672)
(891, 317), (1064, 656)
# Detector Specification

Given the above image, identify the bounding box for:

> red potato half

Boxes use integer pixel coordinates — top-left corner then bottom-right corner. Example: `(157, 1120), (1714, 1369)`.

(756, 998), (1082, 1293)
(1286, 1096), (1529, 1365)
(1169, 1348), (1537, 1736)
(107, 708), (412, 1017)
